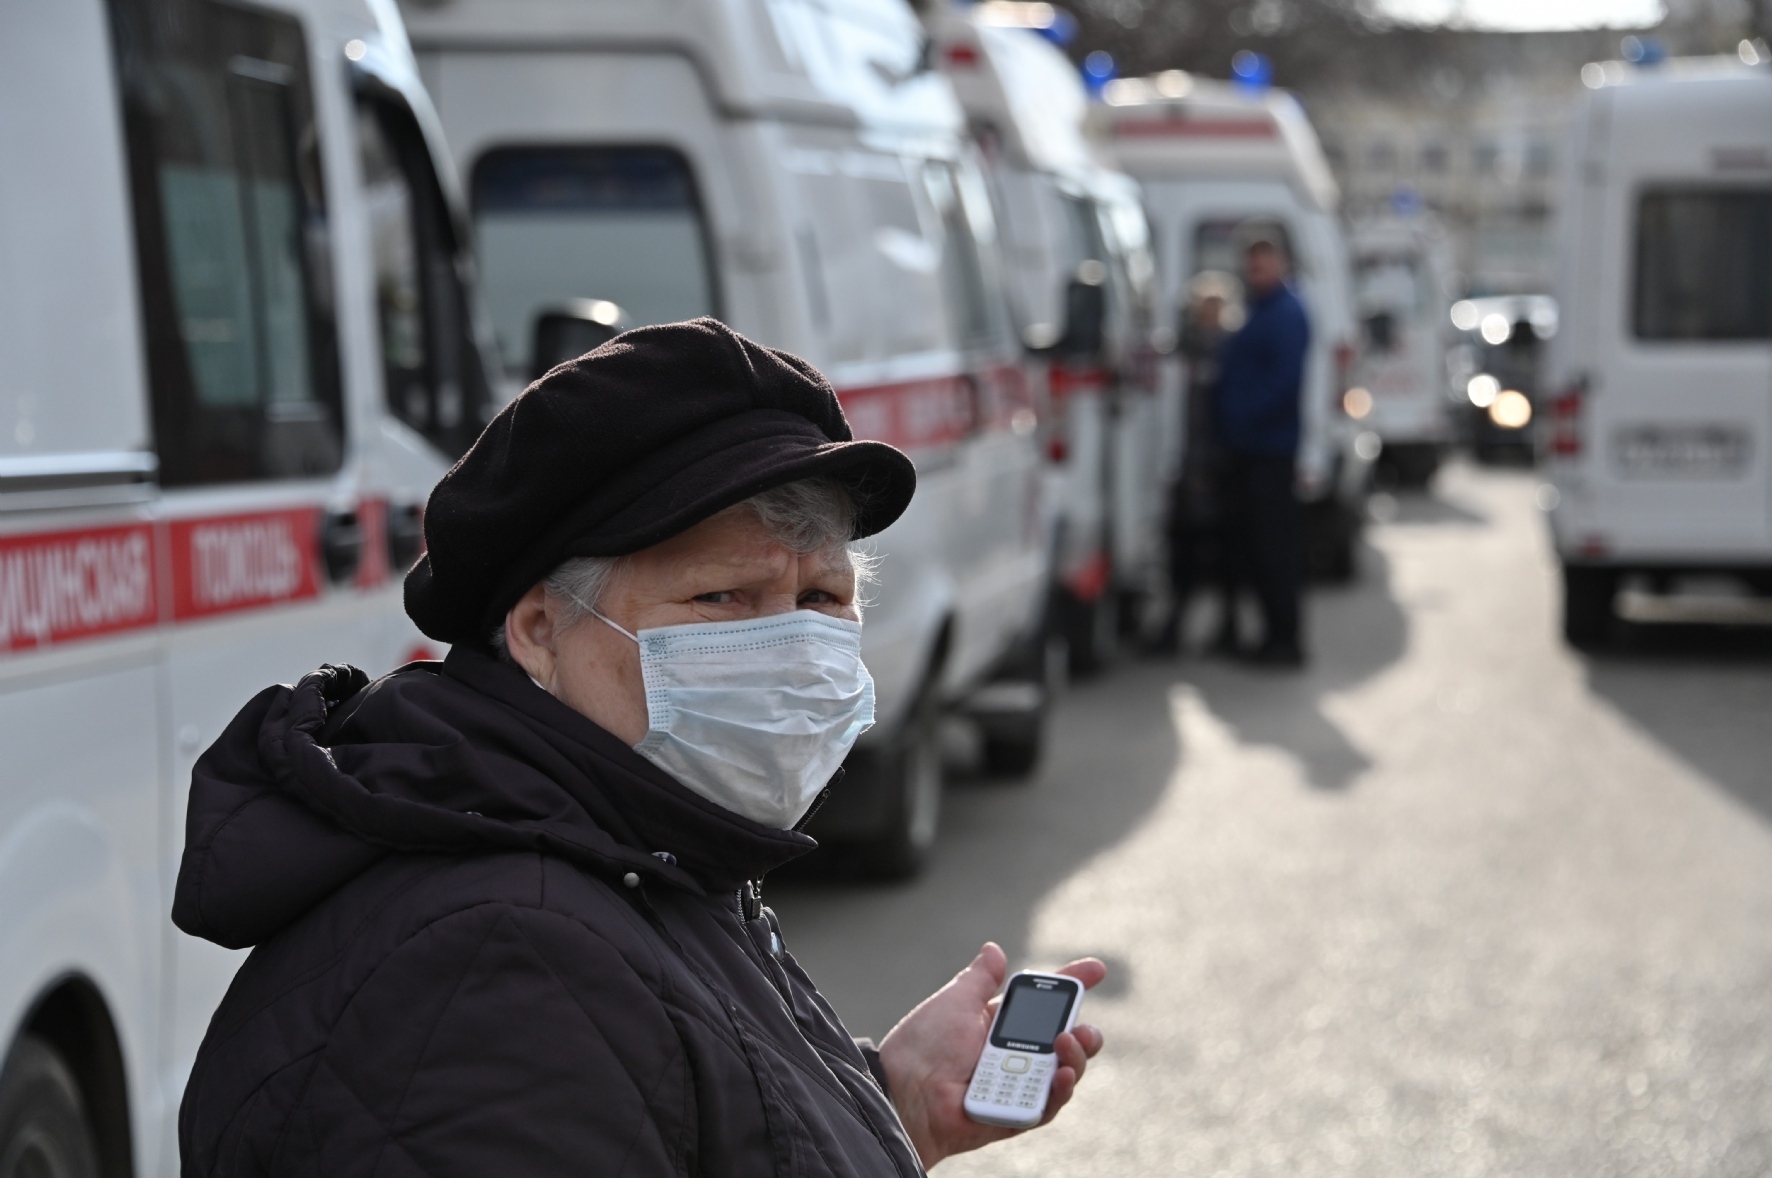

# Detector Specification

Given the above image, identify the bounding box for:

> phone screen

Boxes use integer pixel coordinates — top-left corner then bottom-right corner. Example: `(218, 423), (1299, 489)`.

(990, 977), (1077, 1053)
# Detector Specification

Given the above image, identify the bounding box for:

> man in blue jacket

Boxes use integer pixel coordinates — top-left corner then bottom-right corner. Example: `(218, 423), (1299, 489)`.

(1213, 238), (1311, 667)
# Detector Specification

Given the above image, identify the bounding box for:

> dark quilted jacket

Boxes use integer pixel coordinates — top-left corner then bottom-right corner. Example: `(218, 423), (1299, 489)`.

(172, 648), (924, 1178)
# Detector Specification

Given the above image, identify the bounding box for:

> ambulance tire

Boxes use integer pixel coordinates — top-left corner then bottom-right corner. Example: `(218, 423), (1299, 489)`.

(1562, 564), (1618, 651)
(1063, 591), (1116, 677)
(980, 706), (1044, 779)
(0, 1036), (100, 1178)
(851, 696), (943, 881)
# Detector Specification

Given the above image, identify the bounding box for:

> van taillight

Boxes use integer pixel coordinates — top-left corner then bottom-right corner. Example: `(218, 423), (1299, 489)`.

(1045, 360), (1073, 464)
(1334, 339), (1357, 384)
(1550, 377), (1587, 457)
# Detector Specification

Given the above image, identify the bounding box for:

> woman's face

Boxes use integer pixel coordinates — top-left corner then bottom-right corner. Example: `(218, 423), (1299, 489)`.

(505, 505), (859, 745)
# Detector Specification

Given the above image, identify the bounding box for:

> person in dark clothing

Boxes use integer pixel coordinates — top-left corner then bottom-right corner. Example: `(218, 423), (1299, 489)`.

(1154, 284), (1232, 654)
(173, 318), (1105, 1177)
(1213, 240), (1312, 667)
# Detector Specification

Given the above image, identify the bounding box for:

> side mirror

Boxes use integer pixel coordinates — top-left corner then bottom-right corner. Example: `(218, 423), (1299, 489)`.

(1057, 264), (1107, 359)
(530, 299), (628, 381)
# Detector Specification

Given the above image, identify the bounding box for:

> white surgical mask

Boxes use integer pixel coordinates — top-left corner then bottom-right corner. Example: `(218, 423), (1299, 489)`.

(593, 608), (875, 829)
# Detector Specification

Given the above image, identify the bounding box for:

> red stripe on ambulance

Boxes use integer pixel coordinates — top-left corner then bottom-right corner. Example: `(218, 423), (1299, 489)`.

(170, 508), (322, 620)
(838, 366), (1033, 451)
(0, 523), (158, 652)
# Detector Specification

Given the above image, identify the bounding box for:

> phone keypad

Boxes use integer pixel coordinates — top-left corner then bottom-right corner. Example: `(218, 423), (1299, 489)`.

(967, 1048), (1056, 1115)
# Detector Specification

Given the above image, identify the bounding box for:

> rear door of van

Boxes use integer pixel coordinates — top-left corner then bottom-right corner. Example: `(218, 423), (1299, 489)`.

(418, 50), (744, 396)
(1586, 77), (1772, 560)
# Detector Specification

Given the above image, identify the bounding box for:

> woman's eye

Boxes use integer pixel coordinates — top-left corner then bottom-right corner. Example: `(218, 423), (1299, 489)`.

(693, 591), (737, 605)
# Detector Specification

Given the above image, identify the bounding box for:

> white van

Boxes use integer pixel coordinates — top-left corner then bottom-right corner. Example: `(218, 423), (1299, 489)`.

(401, 0), (1051, 873)
(925, 9), (1169, 670)
(1098, 73), (1373, 578)
(1348, 214), (1456, 486)
(1546, 57), (1772, 647)
(0, 0), (482, 1169)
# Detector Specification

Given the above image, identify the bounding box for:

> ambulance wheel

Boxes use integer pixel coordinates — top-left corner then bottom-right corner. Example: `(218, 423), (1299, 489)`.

(1562, 565), (1618, 651)
(853, 700), (943, 880)
(0, 1036), (99, 1178)
(1063, 591), (1116, 677)
(980, 706), (1044, 779)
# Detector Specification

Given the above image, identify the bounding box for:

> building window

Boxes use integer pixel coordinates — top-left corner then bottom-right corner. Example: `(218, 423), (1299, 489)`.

(1526, 140), (1555, 178)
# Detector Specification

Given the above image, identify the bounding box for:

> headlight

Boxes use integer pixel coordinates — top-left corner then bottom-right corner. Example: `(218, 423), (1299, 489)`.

(1488, 390), (1532, 429)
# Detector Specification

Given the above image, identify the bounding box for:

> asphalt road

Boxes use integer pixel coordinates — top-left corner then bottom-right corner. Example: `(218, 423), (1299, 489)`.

(769, 461), (1772, 1177)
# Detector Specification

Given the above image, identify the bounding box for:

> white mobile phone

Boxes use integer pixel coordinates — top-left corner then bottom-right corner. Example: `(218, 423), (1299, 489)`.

(963, 970), (1084, 1129)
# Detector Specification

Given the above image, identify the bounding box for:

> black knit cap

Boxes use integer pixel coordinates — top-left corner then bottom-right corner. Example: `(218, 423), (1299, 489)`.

(404, 318), (917, 645)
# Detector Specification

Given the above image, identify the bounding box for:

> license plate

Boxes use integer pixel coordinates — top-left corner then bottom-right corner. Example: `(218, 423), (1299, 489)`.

(1612, 424), (1752, 479)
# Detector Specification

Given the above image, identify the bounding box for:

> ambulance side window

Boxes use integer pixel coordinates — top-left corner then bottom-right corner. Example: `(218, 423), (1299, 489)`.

(859, 167), (947, 357)
(921, 160), (997, 350)
(356, 94), (491, 459)
(107, 0), (344, 486)
(1062, 195), (1107, 271)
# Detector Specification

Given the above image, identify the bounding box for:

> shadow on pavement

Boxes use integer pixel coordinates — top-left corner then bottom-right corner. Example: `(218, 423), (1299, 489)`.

(1583, 621), (1772, 827)
(1175, 534), (1411, 791)
(768, 661), (1180, 1038)
(1372, 486), (1489, 528)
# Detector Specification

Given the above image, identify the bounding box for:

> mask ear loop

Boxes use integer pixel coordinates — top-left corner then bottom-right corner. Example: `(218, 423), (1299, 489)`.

(588, 604), (640, 645)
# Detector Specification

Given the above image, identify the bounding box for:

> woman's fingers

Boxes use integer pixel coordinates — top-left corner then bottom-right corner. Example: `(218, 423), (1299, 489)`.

(1054, 1029), (1091, 1080)
(1039, 1067), (1078, 1125)
(1070, 1023), (1105, 1058)
(1054, 957), (1108, 990)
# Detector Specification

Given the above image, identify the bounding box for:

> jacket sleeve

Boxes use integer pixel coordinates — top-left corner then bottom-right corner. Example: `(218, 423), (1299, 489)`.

(294, 902), (691, 1177)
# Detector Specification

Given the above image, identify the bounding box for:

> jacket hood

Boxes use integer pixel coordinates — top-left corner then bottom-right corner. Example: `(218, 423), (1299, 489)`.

(173, 648), (817, 950)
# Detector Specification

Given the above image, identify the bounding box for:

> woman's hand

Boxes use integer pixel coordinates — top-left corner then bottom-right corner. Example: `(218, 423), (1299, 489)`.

(877, 942), (1106, 1169)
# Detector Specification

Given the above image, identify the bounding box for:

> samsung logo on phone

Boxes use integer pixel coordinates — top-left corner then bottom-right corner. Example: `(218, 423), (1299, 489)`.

(1003, 1040), (1042, 1052)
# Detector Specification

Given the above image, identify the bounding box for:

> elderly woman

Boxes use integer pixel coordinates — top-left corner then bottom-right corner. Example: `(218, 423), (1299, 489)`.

(172, 320), (1103, 1176)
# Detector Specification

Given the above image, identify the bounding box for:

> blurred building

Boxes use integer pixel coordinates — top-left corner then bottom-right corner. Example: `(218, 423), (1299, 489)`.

(1048, 0), (1767, 297)
(1307, 29), (1624, 297)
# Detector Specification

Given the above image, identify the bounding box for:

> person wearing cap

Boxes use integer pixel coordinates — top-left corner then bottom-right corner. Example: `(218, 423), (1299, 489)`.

(171, 319), (1105, 1177)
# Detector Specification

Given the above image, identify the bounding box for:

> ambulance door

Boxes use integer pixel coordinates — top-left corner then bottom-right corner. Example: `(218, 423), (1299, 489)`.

(922, 155), (1042, 685)
(1099, 193), (1164, 610)
(782, 132), (938, 726)
(105, 0), (388, 1097)
(351, 74), (496, 668)
(0, 0), (165, 1160)
(1590, 82), (1772, 557)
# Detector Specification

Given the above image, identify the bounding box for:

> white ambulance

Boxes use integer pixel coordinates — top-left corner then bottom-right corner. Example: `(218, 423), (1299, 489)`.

(1097, 73), (1372, 579)
(399, 0), (1051, 873)
(1546, 56), (1772, 647)
(924, 7), (1169, 670)
(0, 0), (484, 1169)
(1348, 214), (1456, 486)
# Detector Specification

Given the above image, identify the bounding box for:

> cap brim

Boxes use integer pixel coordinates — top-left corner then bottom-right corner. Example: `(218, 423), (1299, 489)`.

(583, 433), (915, 555)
